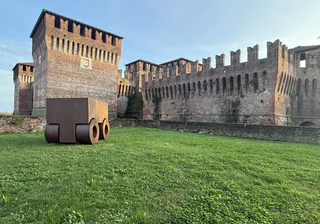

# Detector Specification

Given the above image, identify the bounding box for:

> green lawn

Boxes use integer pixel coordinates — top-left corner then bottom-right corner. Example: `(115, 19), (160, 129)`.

(0, 127), (319, 223)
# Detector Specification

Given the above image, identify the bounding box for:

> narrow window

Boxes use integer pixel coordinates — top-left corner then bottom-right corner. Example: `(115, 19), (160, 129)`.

(245, 74), (249, 93)
(149, 89), (151, 100)
(174, 85), (177, 98)
(81, 44), (84, 56)
(203, 80), (207, 94)
(51, 36), (54, 50)
(118, 84), (122, 95)
(56, 38), (59, 51)
(68, 20), (73, 32)
(222, 78), (226, 94)
(178, 84), (181, 97)
(54, 16), (61, 28)
(115, 54), (118, 65)
(91, 28), (96, 40)
(67, 40), (70, 53)
(237, 75), (241, 94)
(77, 43), (80, 55)
(305, 79), (309, 97)
(166, 86), (169, 99)
(192, 82), (196, 96)
(99, 50), (102, 61)
(198, 81), (201, 95)
(312, 79), (317, 97)
(170, 86), (173, 99)
(209, 79), (213, 94)
(280, 74), (286, 94)
(103, 51), (106, 62)
(183, 84), (186, 98)
(107, 52), (110, 63)
(80, 24), (85, 36)
(62, 39), (65, 53)
(86, 46), (89, 57)
(90, 47), (93, 58)
(188, 83), (191, 99)
(284, 75), (290, 95)
(253, 73), (258, 92)
(95, 48), (97, 60)
(278, 72), (283, 93)
(72, 42), (75, 55)
(158, 87), (161, 98)
(102, 33), (106, 43)
(216, 79), (219, 94)
(230, 76), (234, 95)
(111, 53), (114, 64)
(162, 87), (165, 99)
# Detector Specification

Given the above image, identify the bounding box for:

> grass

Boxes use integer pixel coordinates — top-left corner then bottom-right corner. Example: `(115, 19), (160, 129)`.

(0, 127), (319, 223)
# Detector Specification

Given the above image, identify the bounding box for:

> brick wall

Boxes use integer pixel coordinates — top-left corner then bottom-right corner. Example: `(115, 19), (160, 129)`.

(31, 10), (123, 118)
(1, 116), (319, 144)
(136, 120), (320, 144)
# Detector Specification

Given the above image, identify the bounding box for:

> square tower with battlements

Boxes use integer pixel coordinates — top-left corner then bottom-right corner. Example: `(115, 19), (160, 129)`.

(30, 9), (123, 118)
(12, 63), (34, 115)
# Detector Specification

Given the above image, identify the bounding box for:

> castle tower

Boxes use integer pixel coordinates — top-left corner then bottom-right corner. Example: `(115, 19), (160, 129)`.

(124, 59), (162, 92)
(12, 63), (34, 115)
(30, 9), (123, 118)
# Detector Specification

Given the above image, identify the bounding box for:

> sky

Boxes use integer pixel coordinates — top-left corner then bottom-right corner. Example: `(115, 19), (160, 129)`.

(0, 0), (320, 113)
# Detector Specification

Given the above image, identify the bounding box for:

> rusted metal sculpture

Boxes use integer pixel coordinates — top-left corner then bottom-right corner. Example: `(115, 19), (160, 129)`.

(45, 98), (110, 144)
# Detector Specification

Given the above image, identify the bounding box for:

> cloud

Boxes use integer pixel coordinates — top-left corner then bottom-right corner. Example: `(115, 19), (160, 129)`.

(0, 40), (32, 66)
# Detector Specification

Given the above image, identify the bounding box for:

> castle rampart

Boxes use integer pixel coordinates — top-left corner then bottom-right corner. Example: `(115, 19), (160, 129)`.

(140, 40), (307, 125)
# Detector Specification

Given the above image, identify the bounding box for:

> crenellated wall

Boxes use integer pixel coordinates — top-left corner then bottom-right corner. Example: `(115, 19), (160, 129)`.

(141, 40), (304, 126)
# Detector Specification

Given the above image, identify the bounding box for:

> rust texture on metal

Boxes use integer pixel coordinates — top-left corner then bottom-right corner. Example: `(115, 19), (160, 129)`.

(45, 98), (110, 144)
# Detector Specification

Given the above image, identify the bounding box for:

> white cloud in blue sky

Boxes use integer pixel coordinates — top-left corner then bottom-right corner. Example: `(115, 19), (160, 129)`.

(0, 0), (320, 112)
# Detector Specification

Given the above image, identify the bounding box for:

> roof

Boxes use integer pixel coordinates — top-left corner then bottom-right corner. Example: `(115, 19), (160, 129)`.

(125, 59), (162, 67)
(30, 9), (124, 39)
(12, 62), (34, 71)
(290, 45), (320, 53)
(160, 57), (195, 65)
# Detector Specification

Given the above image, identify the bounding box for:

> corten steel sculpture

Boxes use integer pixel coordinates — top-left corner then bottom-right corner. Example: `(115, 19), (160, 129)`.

(45, 98), (110, 144)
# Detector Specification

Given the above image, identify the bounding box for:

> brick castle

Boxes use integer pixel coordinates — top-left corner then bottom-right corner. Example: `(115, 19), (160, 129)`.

(13, 9), (320, 127)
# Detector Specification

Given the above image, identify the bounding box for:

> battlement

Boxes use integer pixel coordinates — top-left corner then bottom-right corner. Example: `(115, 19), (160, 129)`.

(247, 44), (259, 62)
(12, 63), (34, 83)
(30, 9), (123, 45)
(140, 39), (296, 85)
(230, 50), (241, 66)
